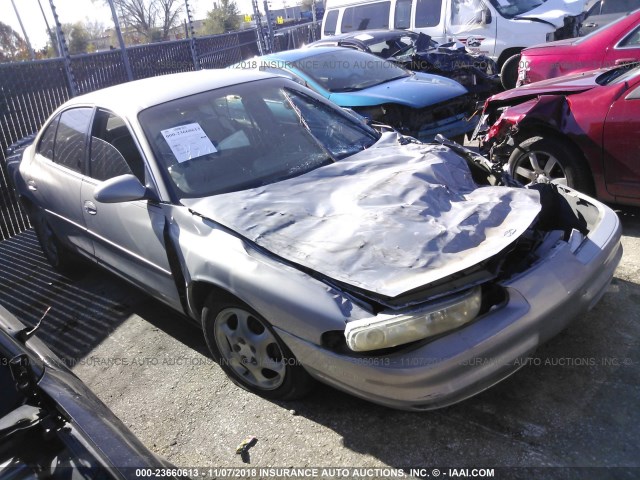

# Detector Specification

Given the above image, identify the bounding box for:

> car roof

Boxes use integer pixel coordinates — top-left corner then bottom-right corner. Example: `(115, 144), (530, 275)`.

(64, 69), (277, 115)
(311, 29), (418, 45)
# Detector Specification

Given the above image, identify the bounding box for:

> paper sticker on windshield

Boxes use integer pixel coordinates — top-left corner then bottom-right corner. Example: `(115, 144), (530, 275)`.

(161, 123), (217, 163)
(354, 33), (374, 41)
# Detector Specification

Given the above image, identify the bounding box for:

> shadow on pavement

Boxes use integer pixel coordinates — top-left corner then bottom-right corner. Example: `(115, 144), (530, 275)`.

(0, 230), (207, 363)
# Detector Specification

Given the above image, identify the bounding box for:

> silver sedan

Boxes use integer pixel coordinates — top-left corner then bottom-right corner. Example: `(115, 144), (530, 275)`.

(7, 69), (622, 410)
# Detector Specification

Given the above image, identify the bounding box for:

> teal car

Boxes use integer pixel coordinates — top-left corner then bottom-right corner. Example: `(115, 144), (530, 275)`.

(233, 47), (478, 142)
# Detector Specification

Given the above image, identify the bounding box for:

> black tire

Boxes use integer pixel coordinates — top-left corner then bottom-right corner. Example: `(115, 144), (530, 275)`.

(201, 294), (313, 400)
(508, 136), (594, 194)
(500, 54), (520, 90)
(30, 206), (79, 274)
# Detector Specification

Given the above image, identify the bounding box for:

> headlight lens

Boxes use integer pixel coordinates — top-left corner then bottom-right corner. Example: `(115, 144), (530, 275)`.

(345, 287), (482, 352)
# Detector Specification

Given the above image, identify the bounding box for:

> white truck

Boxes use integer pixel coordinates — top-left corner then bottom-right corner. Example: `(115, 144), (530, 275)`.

(321, 0), (587, 88)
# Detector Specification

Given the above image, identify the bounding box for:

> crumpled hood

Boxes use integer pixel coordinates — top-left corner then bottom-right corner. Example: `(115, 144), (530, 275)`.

(183, 133), (541, 298)
(490, 68), (601, 103)
(515, 0), (586, 27)
(329, 73), (468, 109)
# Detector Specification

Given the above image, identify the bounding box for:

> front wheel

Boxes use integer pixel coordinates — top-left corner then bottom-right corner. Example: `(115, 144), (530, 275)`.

(508, 136), (593, 194)
(500, 54), (520, 90)
(202, 295), (313, 400)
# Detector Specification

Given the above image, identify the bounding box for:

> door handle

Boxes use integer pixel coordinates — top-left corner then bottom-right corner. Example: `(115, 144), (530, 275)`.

(615, 58), (636, 65)
(27, 180), (37, 191)
(84, 200), (97, 215)
(583, 22), (597, 28)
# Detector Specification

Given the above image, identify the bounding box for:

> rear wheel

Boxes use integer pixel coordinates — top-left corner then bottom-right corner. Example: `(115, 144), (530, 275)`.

(202, 294), (313, 400)
(508, 136), (593, 194)
(30, 206), (79, 273)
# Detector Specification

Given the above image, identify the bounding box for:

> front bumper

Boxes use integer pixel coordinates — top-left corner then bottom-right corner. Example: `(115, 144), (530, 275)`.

(277, 189), (622, 410)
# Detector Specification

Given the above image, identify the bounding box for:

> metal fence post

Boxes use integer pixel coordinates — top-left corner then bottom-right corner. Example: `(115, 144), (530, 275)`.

(263, 1), (276, 52)
(252, 0), (269, 54)
(106, 0), (134, 81)
(48, 0), (78, 96)
(185, 0), (200, 70)
(10, 0), (36, 60)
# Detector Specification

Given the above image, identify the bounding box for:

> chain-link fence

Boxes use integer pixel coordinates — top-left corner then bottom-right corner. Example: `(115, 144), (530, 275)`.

(0, 22), (320, 241)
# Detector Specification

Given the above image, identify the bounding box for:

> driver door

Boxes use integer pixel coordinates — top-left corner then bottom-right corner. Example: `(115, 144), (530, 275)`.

(79, 109), (182, 310)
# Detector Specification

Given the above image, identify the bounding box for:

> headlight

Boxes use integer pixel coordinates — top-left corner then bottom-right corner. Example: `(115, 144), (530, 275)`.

(344, 287), (482, 352)
(546, 32), (555, 42)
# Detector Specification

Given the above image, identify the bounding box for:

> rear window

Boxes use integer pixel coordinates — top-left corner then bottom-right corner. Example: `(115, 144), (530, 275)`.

(341, 2), (391, 32)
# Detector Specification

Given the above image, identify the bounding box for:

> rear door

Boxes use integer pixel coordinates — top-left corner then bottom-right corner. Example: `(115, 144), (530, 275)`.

(27, 107), (94, 256)
(79, 109), (182, 310)
(603, 77), (640, 199)
(603, 23), (640, 67)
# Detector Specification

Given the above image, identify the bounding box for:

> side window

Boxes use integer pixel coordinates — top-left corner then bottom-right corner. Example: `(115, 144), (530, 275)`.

(323, 10), (339, 35)
(619, 25), (640, 47)
(341, 2), (391, 32)
(394, 0), (412, 28)
(54, 108), (93, 173)
(415, 0), (442, 27)
(451, 0), (484, 26)
(89, 110), (145, 182)
(601, 0), (635, 14)
(587, 0), (602, 16)
(37, 115), (60, 160)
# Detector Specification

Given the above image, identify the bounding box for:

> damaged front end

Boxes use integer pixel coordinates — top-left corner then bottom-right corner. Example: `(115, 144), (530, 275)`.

(392, 34), (501, 97)
(329, 140), (603, 354)
(352, 94), (479, 141)
(473, 94), (569, 168)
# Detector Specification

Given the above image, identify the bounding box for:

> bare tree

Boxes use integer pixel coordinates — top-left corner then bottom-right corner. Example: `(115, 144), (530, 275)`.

(84, 19), (107, 40)
(157, 0), (184, 40)
(94, 0), (183, 42)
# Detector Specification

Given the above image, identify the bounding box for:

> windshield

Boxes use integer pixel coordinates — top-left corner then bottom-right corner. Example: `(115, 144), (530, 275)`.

(139, 79), (379, 199)
(487, 0), (544, 18)
(292, 50), (410, 92)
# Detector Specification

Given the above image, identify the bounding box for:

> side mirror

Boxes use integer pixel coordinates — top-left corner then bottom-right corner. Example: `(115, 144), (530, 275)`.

(94, 174), (148, 203)
(482, 6), (492, 25)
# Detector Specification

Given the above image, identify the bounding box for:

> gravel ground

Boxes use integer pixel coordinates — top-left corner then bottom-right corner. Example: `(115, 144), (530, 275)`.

(0, 206), (639, 480)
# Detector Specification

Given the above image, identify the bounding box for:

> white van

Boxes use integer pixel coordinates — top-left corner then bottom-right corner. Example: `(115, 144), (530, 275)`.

(321, 0), (587, 87)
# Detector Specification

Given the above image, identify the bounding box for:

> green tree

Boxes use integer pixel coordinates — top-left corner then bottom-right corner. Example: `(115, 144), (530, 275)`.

(68, 23), (91, 54)
(45, 22), (96, 56)
(0, 22), (29, 63)
(201, 0), (241, 35)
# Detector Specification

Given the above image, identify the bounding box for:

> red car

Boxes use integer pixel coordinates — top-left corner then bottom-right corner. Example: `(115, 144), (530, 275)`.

(517, 10), (640, 86)
(475, 64), (640, 206)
